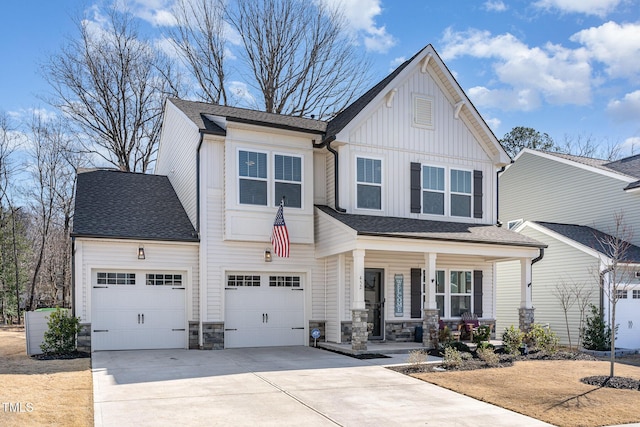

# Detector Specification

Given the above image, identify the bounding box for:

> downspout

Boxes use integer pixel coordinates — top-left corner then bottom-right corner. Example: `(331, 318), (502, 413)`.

(71, 237), (76, 317)
(313, 136), (346, 212)
(599, 265), (614, 321)
(528, 248), (544, 289)
(496, 166), (506, 226)
(196, 132), (205, 349)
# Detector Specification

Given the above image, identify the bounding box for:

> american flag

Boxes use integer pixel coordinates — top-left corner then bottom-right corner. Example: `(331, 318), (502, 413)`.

(271, 202), (290, 258)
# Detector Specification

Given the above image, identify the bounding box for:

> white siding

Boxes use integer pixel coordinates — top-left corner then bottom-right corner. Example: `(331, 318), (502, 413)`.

(496, 226), (600, 346)
(74, 239), (200, 322)
(500, 151), (640, 246)
(324, 256), (339, 343)
(155, 101), (200, 227)
(330, 64), (498, 223)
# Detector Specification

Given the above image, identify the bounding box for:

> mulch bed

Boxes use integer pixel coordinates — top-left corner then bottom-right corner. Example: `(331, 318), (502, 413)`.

(581, 375), (640, 391)
(32, 351), (91, 360)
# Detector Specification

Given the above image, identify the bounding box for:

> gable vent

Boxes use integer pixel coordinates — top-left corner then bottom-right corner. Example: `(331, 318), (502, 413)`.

(413, 96), (433, 129)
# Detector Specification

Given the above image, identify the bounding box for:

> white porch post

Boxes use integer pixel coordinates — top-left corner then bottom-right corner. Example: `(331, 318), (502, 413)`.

(519, 258), (535, 332)
(422, 252), (439, 349)
(351, 249), (368, 351)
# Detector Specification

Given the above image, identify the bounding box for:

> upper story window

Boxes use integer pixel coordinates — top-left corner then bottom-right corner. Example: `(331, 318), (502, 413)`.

(356, 157), (382, 210)
(274, 154), (302, 208)
(450, 169), (472, 217)
(239, 150), (268, 206)
(238, 150), (303, 208)
(422, 166), (444, 215)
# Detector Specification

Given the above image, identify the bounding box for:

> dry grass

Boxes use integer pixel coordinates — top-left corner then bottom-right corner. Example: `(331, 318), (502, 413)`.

(413, 358), (640, 427)
(0, 326), (93, 427)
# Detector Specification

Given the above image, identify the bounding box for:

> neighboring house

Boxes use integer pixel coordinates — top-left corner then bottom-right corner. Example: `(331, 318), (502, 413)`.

(72, 44), (545, 352)
(497, 149), (640, 349)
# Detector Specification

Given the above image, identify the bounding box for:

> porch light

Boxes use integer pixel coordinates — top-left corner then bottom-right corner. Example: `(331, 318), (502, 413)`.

(138, 246), (146, 260)
(264, 250), (272, 262)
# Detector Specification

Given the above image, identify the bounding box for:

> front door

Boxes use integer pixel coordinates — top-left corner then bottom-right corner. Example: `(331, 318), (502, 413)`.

(364, 268), (384, 340)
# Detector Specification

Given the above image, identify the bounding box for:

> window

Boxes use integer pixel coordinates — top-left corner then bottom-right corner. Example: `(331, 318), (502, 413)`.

(422, 166), (444, 215)
(227, 275), (261, 287)
(435, 269), (474, 318)
(97, 272), (135, 285)
(146, 274), (182, 286)
(357, 157), (382, 210)
(450, 271), (472, 317)
(450, 169), (472, 217)
(274, 154), (302, 208)
(269, 276), (301, 287)
(239, 150), (267, 205)
(633, 290), (640, 299)
(507, 219), (524, 230)
(616, 289), (627, 299)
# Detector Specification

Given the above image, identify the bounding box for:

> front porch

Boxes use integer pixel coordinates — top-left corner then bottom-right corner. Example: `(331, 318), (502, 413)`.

(317, 338), (505, 356)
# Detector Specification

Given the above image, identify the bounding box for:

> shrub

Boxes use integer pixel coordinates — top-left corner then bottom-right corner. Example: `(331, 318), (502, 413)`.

(582, 304), (612, 351)
(502, 325), (525, 355)
(460, 351), (473, 361)
(477, 347), (499, 366)
(447, 340), (471, 353)
(443, 346), (462, 368)
(407, 349), (428, 366)
(473, 325), (491, 344)
(525, 324), (559, 353)
(438, 325), (452, 344)
(40, 308), (82, 355)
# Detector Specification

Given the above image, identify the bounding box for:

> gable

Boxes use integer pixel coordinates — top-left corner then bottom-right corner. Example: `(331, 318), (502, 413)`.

(329, 45), (509, 166)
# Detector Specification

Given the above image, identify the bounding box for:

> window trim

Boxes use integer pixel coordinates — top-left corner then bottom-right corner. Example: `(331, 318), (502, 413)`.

(355, 155), (383, 211)
(421, 164), (445, 216)
(419, 164), (474, 218)
(450, 168), (473, 218)
(236, 148), (305, 209)
(435, 268), (474, 318)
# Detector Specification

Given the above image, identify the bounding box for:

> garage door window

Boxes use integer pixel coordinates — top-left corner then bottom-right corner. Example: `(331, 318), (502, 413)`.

(227, 275), (261, 287)
(269, 276), (301, 287)
(146, 274), (183, 286)
(616, 289), (627, 299)
(97, 272), (135, 285)
(633, 290), (640, 299)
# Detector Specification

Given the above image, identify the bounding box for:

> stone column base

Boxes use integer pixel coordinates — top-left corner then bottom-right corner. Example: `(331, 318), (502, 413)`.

(422, 308), (439, 350)
(519, 307), (535, 333)
(351, 309), (369, 351)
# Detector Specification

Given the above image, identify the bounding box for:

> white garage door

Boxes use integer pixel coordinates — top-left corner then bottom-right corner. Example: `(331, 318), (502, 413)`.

(614, 286), (640, 349)
(225, 274), (305, 348)
(91, 271), (187, 351)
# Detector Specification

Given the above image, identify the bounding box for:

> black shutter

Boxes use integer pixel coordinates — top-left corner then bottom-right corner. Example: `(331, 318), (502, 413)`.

(473, 170), (483, 219)
(410, 163), (421, 213)
(473, 270), (483, 317)
(411, 268), (422, 318)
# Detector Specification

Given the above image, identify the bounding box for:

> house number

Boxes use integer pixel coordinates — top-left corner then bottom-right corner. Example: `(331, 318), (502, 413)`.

(394, 274), (403, 317)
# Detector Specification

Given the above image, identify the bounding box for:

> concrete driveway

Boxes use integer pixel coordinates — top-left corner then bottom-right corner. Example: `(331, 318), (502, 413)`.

(92, 346), (551, 426)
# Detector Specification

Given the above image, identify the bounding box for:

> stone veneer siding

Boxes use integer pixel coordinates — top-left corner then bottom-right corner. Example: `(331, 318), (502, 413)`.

(341, 321), (352, 343)
(519, 307), (535, 333)
(202, 322), (225, 349)
(77, 323), (91, 353)
(351, 309), (369, 351)
(384, 321), (423, 342)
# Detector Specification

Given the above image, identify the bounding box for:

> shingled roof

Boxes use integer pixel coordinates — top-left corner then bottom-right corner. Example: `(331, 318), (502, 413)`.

(535, 221), (640, 263)
(72, 169), (198, 242)
(317, 205), (545, 248)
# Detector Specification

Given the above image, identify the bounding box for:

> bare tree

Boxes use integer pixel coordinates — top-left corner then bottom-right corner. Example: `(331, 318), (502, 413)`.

(561, 133), (622, 161)
(594, 212), (634, 378)
(43, 6), (180, 172)
(553, 281), (576, 349)
(553, 280), (595, 349)
(169, 0), (228, 105)
(574, 281), (595, 348)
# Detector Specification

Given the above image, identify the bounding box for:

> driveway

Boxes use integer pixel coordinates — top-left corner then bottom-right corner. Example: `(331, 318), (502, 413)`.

(92, 346), (551, 426)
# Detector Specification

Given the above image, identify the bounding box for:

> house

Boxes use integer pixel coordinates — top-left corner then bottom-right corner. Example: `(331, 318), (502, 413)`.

(496, 149), (640, 349)
(71, 44), (545, 352)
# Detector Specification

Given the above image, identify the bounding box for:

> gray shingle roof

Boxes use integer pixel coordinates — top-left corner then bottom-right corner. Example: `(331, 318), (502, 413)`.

(169, 98), (327, 135)
(536, 222), (640, 263)
(72, 169), (198, 242)
(317, 205), (546, 248)
(544, 151), (640, 182)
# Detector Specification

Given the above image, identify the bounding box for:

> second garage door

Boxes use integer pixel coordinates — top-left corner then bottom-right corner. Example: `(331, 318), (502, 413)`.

(224, 274), (305, 348)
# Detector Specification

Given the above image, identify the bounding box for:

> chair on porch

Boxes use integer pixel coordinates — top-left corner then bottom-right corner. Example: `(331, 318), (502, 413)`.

(439, 319), (461, 342)
(460, 312), (480, 341)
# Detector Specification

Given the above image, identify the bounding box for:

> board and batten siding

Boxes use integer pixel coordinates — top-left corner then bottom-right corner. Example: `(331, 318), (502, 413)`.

(74, 239), (200, 322)
(155, 101), (201, 228)
(500, 151), (640, 247)
(323, 256), (340, 343)
(496, 226), (600, 345)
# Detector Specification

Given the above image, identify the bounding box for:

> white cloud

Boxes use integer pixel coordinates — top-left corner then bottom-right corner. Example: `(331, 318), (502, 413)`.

(324, 0), (396, 53)
(126, 0), (176, 27)
(607, 90), (640, 122)
(484, 1), (507, 12)
(228, 81), (256, 105)
(484, 116), (502, 131)
(533, 0), (623, 17)
(441, 28), (592, 111)
(571, 21), (640, 80)
(389, 56), (405, 71)
(621, 136), (640, 154)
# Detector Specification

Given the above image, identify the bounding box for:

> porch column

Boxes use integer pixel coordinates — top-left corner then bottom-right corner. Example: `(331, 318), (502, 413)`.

(519, 258), (535, 332)
(422, 252), (438, 349)
(351, 249), (368, 351)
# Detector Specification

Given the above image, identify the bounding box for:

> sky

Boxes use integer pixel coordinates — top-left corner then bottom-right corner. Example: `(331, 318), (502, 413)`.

(1, 0), (639, 158)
